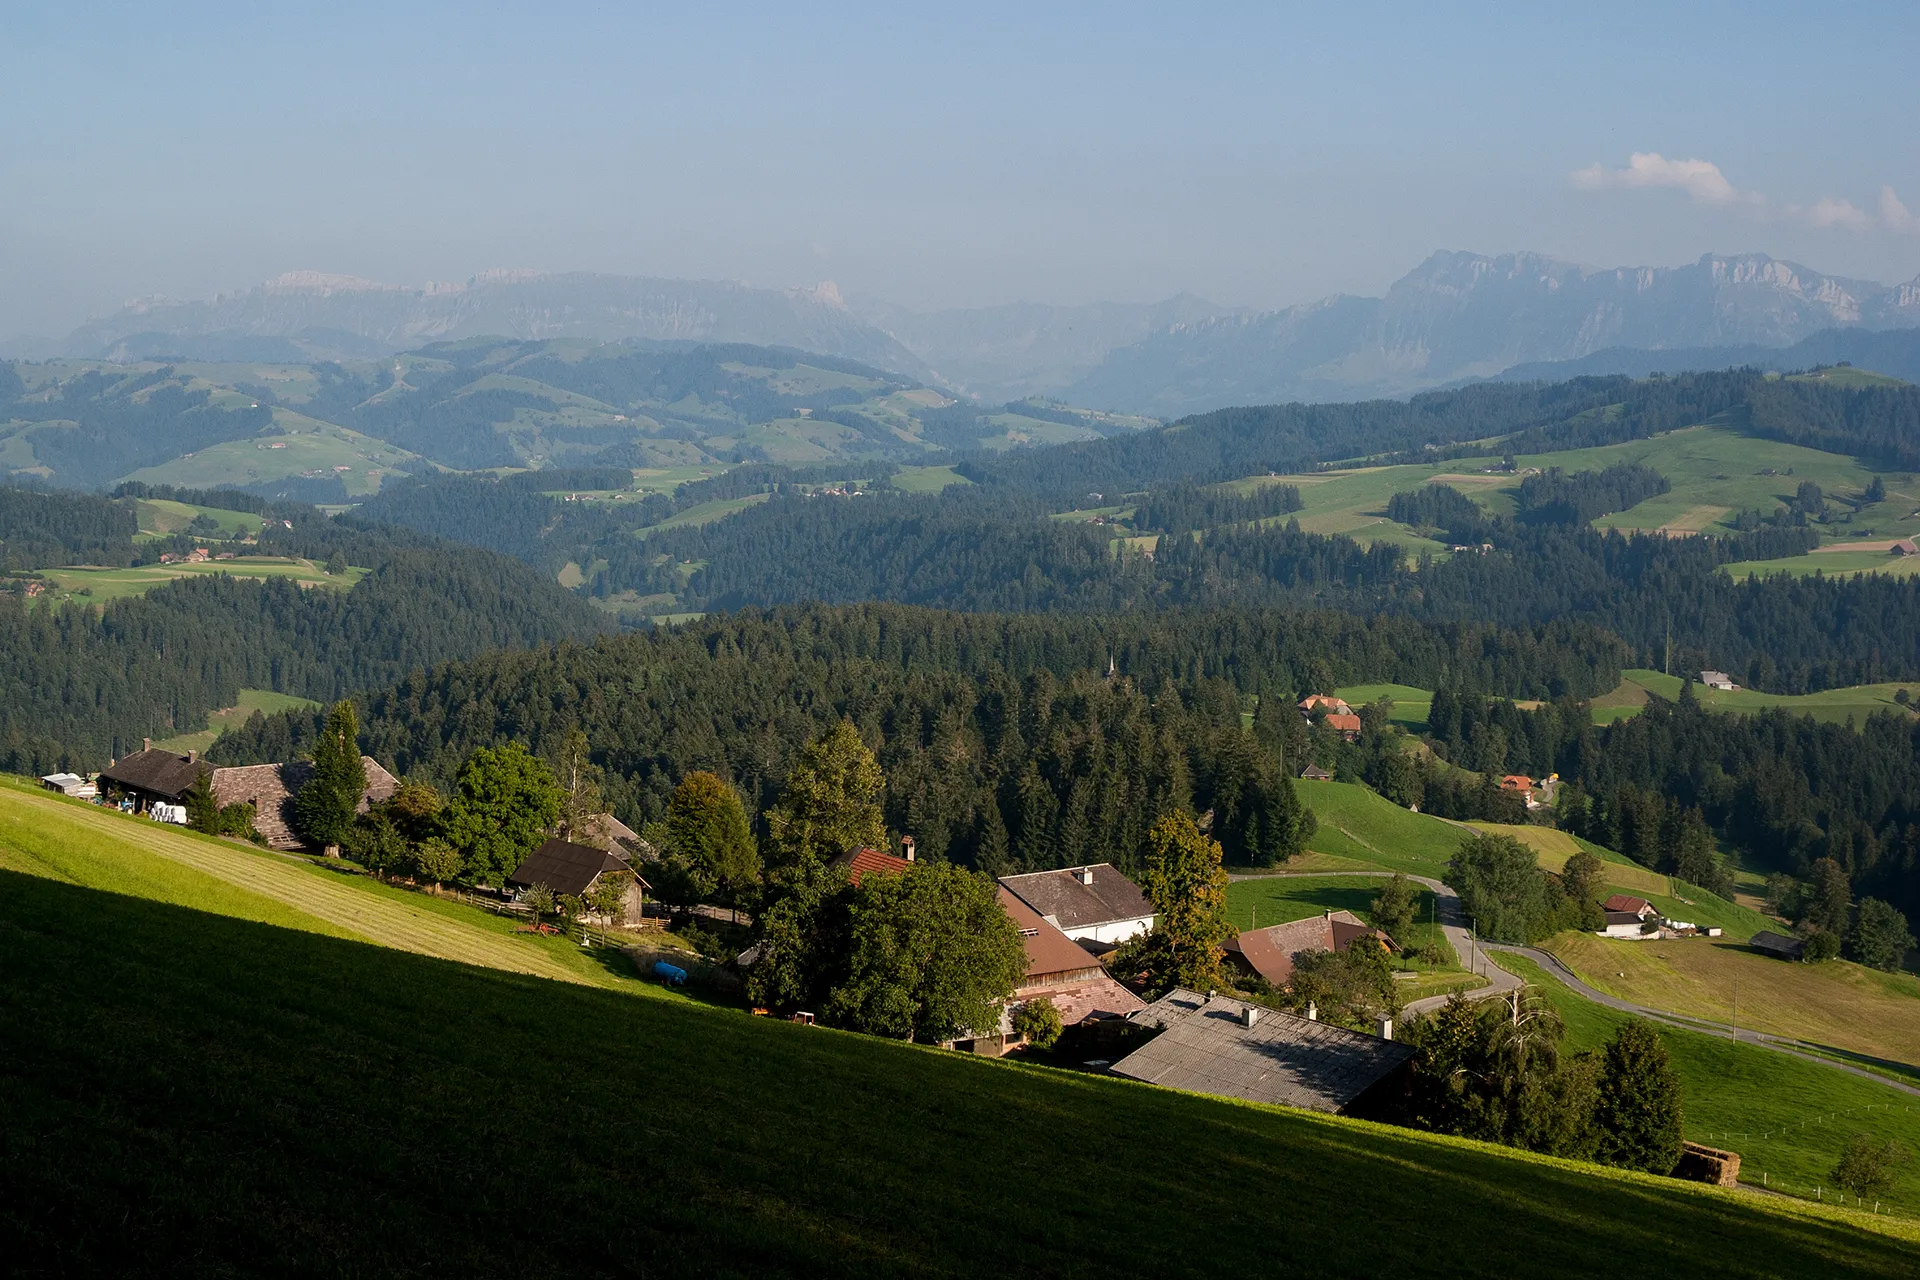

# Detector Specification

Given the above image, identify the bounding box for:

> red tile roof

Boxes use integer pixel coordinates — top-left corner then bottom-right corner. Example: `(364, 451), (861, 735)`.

(1324, 713), (1362, 733)
(1224, 910), (1395, 987)
(997, 886), (1104, 985)
(1602, 894), (1654, 917)
(829, 846), (913, 885)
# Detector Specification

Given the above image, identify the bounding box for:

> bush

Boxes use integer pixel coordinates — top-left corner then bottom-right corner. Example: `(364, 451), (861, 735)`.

(1012, 997), (1064, 1051)
(1832, 1134), (1911, 1197)
(1800, 928), (1842, 963)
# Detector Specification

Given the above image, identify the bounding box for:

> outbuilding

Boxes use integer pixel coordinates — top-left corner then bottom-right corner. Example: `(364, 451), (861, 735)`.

(507, 838), (649, 921)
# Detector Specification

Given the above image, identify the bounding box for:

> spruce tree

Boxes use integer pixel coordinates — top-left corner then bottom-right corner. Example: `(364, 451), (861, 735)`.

(1592, 1020), (1684, 1174)
(294, 701), (366, 850)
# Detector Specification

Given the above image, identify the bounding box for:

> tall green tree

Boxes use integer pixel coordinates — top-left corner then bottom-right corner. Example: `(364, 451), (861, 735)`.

(1592, 1020), (1684, 1174)
(293, 701), (367, 849)
(764, 720), (886, 872)
(1449, 832), (1556, 945)
(1848, 898), (1916, 972)
(443, 742), (563, 886)
(1134, 811), (1235, 994)
(1370, 873), (1417, 948)
(553, 728), (604, 842)
(664, 771), (761, 912)
(821, 861), (1028, 1043)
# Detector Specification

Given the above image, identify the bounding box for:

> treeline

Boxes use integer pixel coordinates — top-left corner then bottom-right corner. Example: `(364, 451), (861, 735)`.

(0, 485), (137, 569)
(1131, 481), (1302, 534)
(209, 603), (1637, 873)
(1746, 379), (1920, 470)
(1385, 484), (1486, 536)
(0, 530), (605, 775)
(1515, 463), (1669, 525)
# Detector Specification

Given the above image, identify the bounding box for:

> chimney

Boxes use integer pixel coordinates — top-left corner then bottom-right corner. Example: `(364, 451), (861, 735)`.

(1240, 1005), (1259, 1029)
(187, 750), (196, 764)
(1077, 867), (1094, 886)
(1376, 1016), (1394, 1042)
(1306, 1001), (1318, 1022)
(901, 835), (915, 862)
(143, 737), (151, 752)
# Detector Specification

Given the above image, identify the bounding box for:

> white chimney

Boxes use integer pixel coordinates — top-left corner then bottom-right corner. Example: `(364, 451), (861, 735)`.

(1306, 1002), (1318, 1022)
(143, 737), (151, 752)
(901, 836), (915, 862)
(1077, 867), (1094, 886)
(1240, 1006), (1258, 1029)
(1376, 1016), (1394, 1042)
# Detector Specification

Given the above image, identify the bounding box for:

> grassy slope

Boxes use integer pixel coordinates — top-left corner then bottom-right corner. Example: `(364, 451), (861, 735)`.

(132, 497), (266, 540)
(1595, 669), (1920, 726)
(1496, 952), (1920, 1218)
(1333, 682), (1434, 730)
(0, 782), (615, 987)
(1293, 779), (1465, 876)
(5, 873), (1914, 1276)
(1543, 931), (1920, 1069)
(151, 687), (320, 756)
(38, 556), (367, 604)
(122, 409), (419, 496)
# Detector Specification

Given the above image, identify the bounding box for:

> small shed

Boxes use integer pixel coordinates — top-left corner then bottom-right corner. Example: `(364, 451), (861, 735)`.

(39, 772), (97, 799)
(1699, 670), (1737, 690)
(507, 838), (649, 922)
(1890, 539), (1918, 557)
(1749, 930), (1806, 961)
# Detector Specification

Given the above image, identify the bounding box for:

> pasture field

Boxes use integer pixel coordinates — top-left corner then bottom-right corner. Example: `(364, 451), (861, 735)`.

(1224, 874), (1447, 952)
(1726, 550), (1920, 581)
(151, 688), (320, 756)
(6, 872), (1914, 1275)
(1291, 779), (1470, 876)
(132, 497), (265, 540)
(36, 556), (366, 605)
(1494, 953), (1920, 1218)
(1593, 669), (1920, 726)
(891, 463), (973, 492)
(1544, 931), (1920, 1070)
(1332, 682), (1434, 729)
(121, 410), (419, 496)
(635, 491), (771, 536)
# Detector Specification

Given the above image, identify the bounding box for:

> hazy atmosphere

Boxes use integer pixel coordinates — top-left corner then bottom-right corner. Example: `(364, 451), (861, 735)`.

(4, 0), (1919, 340)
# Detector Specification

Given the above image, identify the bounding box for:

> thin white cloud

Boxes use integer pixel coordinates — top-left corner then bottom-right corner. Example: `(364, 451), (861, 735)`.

(1572, 153), (1919, 236)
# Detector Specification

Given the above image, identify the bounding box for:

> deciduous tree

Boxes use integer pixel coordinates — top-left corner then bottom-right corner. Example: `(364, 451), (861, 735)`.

(1847, 898), (1915, 973)
(664, 771), (760, 913)
(443, 742), (562, 886)
(764, 720), (885, 872)
(1133, 811), (1234, 994)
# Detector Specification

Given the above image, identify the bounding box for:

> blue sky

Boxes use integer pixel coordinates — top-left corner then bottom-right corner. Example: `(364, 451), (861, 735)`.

(2, 1), (1917, 336)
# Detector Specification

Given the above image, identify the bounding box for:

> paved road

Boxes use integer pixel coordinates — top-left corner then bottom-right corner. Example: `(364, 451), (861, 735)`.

(1233, 869), (1920, 1096)
(1229, 869), (1520, 1016)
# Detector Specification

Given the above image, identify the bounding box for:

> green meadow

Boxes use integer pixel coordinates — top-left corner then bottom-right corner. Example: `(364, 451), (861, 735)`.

(132, 497), (266, 540)
(37, 556), (366, 605)
(151, 688), (321, 756)
(1496, 952), (1920, 1219)
(4, 791), (1914, 1274)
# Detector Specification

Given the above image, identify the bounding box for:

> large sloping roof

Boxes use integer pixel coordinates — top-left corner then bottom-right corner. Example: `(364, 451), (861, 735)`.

(1111, 988), (1414, 1114)
(212, 757), (400, 851)
(508, 838), (632, 898)
(1223, 909), (1398, 987)
(998, 864), (1154, 931)
(99, 749), (204, 800)
(1750, 930), (1806, 960)
(997, 886), (1105, 986)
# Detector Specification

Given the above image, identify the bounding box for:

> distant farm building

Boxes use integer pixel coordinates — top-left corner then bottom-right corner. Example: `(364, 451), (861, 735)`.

(506, 838), (649, 921)
(828, 837), (918, 885)
(39, 772), (97, 799)
(1299, 765), (1333, 781)
(1749, 931), (1807, 961)
(1224, 909), (1397, 988)
(1890, 539), (1918, 556)
(1324, 713), (1363, 741)
(1699, 670), (1737, 690)
(1297, 694), (1353, 718)
(1109, 989), (1414, 1115)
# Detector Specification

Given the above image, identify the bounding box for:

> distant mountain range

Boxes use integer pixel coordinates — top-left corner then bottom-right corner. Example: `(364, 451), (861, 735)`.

(1492, 325), (1920, 386)
(15, 252), (1920, 419)
(1054, 252), (1920, 417)
(16, 271), (936, 383)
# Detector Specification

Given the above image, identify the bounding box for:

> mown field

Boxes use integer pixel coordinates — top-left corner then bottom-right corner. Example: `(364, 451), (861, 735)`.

(1496, 953), (1920, 1219)
(121, 409), (418, 496)
(5, 869), (1916, 1274)
(132, 497), (265, 540)
(36, 555), (367, 604)
(1590, 669), (1920, 726)
(1543, 931), (1920, 1070)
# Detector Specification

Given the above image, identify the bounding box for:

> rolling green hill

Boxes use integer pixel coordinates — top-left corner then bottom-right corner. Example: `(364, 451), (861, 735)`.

(5, 790), (1914, 1275)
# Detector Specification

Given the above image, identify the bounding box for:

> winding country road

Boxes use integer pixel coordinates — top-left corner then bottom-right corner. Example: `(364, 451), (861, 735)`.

(1233, 869), (1920, 1096)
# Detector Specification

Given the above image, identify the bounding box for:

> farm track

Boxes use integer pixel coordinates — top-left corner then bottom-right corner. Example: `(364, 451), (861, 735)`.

(7, 791), (588, 985)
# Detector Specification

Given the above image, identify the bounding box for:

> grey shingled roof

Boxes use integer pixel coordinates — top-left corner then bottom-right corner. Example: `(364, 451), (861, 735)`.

(98, 749), (205, 800)
(997, 864), (1153, 931)
(1110, 988), (1414, 1114)
(212, 757), (400, 851)
(508, 838), (633, 898)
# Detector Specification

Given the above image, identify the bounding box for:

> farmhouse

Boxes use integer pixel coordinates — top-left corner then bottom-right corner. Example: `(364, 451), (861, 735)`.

(1890, 539), (1917, 557)
(1601, 894), (1657, 919)
(828, 836), (918, 885)
(1299, 765), (1333, 781)
(1324, 712), (1363, 741)
(1297, 694), (1353, 718)
(1699, 670), (1737, 690)
(947, 887), (1145, 1056)
(1224, 909), (1397, 988)
(1109, 988), (1414, 1115)
(97, 742), (207, 812)
(997, 863), (1156, 947)
(211, 757), (401, 852)
(1749, 931), (1807, 961)
(506, 838), (648, 921)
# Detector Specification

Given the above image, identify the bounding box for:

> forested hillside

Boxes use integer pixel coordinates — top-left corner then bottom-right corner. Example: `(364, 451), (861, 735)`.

(211, 603), (1625, 871)
(0, 529), (604, 774)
